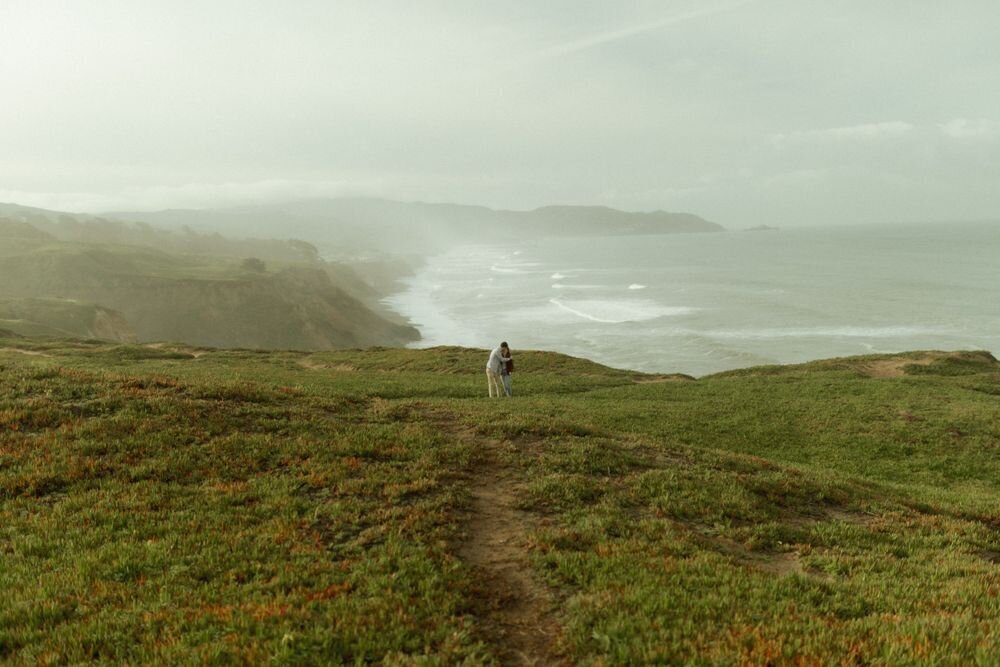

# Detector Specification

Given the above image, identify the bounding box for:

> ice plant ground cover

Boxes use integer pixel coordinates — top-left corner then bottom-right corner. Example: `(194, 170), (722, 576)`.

(1, 336), (998, 664)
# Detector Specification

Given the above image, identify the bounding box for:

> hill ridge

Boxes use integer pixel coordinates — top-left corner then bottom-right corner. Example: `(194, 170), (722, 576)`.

(103, 196), (725, 255)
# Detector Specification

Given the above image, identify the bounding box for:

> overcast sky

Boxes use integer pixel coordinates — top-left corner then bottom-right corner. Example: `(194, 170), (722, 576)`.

(1, 1), (998, 226)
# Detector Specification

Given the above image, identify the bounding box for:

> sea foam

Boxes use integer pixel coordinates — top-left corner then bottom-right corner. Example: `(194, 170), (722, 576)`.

(704, 325), (952, 340)
(549, 298), (694, 324)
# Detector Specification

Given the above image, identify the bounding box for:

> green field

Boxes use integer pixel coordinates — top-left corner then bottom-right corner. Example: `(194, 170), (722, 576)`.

(1, 336), (998, 665)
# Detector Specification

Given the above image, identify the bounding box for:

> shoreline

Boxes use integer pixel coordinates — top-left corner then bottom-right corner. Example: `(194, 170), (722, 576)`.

(375, 228), (1000, 377)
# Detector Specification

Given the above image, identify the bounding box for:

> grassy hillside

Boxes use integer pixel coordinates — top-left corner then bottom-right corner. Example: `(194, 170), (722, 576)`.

(0, 216), (418, 350)
(0, 203), (320, 264)
(1, 338), (998, 664)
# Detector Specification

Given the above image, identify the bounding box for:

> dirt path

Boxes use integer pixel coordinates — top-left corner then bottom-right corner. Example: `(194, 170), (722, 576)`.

(458, 442), (565, 666)
(632, 373), (695, 384)
(0, 347), (51, 357)
(144, 342), (209, 358)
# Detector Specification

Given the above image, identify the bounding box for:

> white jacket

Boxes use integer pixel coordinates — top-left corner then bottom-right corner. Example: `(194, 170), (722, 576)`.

(486, 347), (510, 373)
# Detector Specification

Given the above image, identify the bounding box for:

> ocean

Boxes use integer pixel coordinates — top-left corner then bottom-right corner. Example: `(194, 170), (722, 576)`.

(383, 223), (1000, 376)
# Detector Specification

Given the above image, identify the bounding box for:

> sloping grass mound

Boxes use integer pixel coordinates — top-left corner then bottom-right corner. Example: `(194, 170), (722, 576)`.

(901, 350), (999, 376)
(0, 338), (997, 664)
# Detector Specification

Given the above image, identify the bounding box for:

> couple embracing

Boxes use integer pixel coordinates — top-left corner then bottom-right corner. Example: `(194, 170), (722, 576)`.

(485, 341), (514, 398)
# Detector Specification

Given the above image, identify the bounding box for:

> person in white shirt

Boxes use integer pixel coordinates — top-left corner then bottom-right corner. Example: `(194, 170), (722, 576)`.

(485, 342), (511, 398)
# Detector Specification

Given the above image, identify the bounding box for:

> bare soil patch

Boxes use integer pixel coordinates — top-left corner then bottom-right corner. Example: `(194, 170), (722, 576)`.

(696, 530), (833, 580)
(747, 550), (805, 576)
(856, 355), (939, 378)
(633, 373), (696, 384)
(979, 550), (1000, 564)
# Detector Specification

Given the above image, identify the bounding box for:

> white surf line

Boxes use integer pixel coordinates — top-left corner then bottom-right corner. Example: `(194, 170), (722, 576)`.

(705, 325), (953, 340)
(549, 299), (624, 324)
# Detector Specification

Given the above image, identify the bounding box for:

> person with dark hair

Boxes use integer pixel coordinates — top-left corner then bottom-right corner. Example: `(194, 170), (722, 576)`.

(500, 346), (514, 397)
(486, 342), (511, 398)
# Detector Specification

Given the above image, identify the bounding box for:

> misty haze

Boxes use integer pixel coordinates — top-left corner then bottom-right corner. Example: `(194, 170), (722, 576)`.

(2, 2), (998, 665)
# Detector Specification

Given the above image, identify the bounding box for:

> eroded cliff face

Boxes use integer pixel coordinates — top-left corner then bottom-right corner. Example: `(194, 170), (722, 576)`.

(0, 298), (137, 343)
(93, 268), (419, 349)
(89, 307), (137, 343)
(0, 254), (418, 349)
(0, 216), (419, 350)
